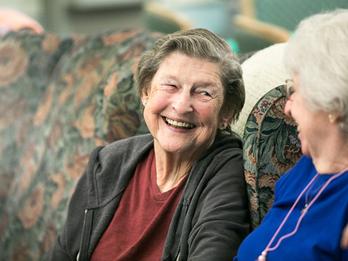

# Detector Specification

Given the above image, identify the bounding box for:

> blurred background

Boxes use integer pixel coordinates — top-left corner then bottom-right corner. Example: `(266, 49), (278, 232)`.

(1, 0), (347, 54)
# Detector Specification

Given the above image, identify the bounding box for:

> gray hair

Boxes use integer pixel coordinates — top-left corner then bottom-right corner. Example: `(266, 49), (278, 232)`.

(284, 9), (348, 133)
(136, 28), (245, 124)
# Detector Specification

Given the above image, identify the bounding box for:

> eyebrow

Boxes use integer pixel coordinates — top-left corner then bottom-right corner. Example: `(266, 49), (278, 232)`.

(193, 81), (221, 90)
(193, 82), (219, 90)
(159, 75), (221, 89)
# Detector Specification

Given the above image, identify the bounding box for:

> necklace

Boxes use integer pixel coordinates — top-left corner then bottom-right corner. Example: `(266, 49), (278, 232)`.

(301, 176), (321, 214)
(257, 168), (348, 261)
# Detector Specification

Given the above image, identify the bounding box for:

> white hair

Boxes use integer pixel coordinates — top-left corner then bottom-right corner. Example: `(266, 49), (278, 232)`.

(284, 9), (348, 133)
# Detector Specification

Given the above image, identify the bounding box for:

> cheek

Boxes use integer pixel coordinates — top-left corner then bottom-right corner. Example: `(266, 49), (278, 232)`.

(147, 93), (169, 112)
(290, 100), (304, 122)
(143, 96), (171, 128)
(284, 100), (292, 117)
(198, 104), (222, 125)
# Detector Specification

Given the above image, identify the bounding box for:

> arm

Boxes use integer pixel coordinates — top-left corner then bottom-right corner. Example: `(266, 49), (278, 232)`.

(0, 8), (43, 35)
(188, 151), (250, 260)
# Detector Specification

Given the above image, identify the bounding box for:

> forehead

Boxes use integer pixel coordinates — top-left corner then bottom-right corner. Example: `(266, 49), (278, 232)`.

(155, 52), (221, 84)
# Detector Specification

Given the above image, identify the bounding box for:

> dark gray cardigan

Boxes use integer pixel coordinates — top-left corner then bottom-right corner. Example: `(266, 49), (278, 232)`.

(49, 133), (250, 261)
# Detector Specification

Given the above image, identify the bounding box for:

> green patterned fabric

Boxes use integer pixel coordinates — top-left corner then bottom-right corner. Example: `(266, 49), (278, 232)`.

(0, 30), (79, 223)
(0, 29), (159, 260)
(243, 85), (302, 229)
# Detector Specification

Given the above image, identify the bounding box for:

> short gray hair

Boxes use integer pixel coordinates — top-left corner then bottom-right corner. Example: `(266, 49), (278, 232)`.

(284, 9), (348, 133)
(136, 28), (245, 124)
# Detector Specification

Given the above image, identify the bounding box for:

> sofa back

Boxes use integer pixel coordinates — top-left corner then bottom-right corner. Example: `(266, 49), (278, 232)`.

(237, 43), (302, 228)
(243, 85), (301, 228)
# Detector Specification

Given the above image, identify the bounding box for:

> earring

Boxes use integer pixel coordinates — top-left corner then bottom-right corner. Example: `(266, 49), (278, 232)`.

(143, 100), (147, 106)
(219, 122), (228, 130)
(328, 114), (336, 123)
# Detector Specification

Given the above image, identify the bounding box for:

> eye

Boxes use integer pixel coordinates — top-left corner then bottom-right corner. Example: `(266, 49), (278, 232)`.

(193, 87), (215, 102)
(200, 90), (212, 97)
(160, 84), (177, 92)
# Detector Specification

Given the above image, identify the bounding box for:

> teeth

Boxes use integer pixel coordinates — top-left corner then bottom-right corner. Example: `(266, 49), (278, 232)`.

(165, 117), (195, 129)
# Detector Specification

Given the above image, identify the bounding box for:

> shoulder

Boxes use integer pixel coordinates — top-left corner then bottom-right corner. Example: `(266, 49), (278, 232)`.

(212, 133), (243, 164)
(215, 131), (243, 149)
(205, 132), (243, 159)
(83, 134), (154, 207)
(84, 134), (153, 185)
(99, 134), (153, 166)
(199, 132), (243, 170)
(192, 133), (244, 186)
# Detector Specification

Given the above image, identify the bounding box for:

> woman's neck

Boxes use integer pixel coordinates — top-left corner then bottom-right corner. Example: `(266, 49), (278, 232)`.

(313, 135), (348, 174)
(153, 149), (196, 193)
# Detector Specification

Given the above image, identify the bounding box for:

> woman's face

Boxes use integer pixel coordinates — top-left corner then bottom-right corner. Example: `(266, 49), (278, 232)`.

(141, 52), (227, 159)
(284, 75), (331, 159)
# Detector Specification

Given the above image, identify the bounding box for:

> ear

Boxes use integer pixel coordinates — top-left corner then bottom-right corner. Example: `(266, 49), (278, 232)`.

(141, 97), (148, 107)
(328, 113), (340, 124)
(219, 107), (234, 124)
(219, 114), (233, 130)
(140, 87), (149, 106)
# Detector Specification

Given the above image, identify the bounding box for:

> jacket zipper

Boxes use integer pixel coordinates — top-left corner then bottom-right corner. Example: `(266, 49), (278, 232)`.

(77, 147), (103, 260)
(77, 209), (93, 261)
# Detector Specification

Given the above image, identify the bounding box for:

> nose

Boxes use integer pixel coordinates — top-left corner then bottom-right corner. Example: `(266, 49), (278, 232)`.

(172, 89), (194, 114)
(284, 98), (292, 117)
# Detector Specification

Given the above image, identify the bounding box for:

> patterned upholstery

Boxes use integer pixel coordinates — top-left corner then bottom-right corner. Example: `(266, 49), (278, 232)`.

(0, 31), (74, 260)
(243, 85), (302, 229)
(0, 29), (159, 260)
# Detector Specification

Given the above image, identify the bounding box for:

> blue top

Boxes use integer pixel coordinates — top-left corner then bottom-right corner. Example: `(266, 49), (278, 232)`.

(235, 156), (348, 261)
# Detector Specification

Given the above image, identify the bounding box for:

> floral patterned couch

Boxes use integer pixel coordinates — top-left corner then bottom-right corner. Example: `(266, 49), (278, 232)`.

(0, 29), (160, 260)
(238, 43), (302, 229)
(243, 85), (301, 228)
(0, 30), (301, 260)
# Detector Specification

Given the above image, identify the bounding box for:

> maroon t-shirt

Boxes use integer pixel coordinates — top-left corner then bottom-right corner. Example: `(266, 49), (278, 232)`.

(91, 150), (186, 261)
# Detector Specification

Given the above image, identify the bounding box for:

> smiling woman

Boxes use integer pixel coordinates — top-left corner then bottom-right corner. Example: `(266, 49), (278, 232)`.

(49, 28), (250, 261)
(142, 52), (225, 180)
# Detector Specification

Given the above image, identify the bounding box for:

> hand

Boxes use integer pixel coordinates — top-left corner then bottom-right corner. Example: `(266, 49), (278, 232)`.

(341, 224), (348, 249)
(0, 8), (43, 35)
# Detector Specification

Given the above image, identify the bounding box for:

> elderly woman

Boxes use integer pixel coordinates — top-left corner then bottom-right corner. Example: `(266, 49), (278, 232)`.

(50, 28), (250, 260)
(234, 9), (348, 261)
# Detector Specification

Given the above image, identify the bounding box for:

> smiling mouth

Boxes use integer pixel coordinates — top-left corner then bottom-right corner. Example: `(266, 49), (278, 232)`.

(163, 117), (196, 129)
